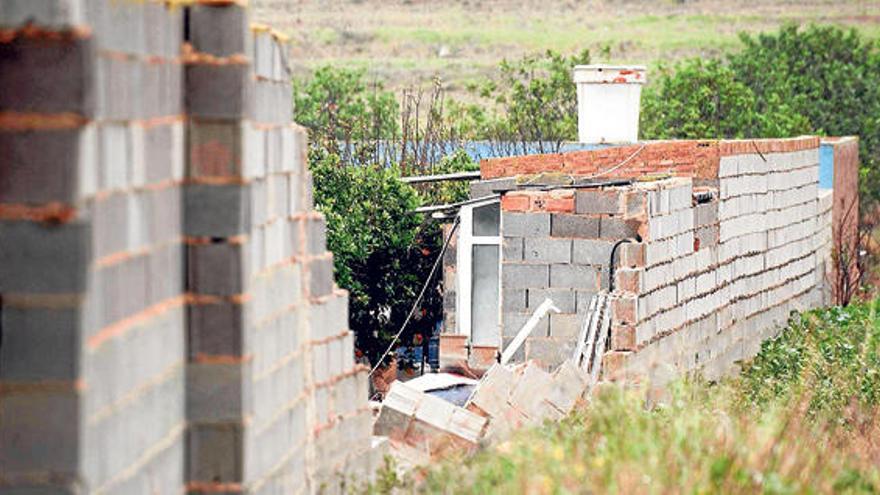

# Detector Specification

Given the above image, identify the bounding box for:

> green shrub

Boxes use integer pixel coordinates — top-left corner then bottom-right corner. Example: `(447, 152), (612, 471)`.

(642, 24), (880, 202)
(641, 58), (809, 139)
(738, 299), (880, 420)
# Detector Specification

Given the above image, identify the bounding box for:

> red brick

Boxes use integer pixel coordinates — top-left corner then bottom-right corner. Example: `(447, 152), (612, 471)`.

(610, 325), (636, 351)
(611, 295), (637, 324)
(602, 351), (632, 381)
(500, 193), (530, 212)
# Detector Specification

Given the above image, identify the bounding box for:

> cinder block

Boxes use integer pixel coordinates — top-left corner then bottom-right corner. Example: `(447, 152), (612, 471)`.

(502, 263), (549, 289)
(306, 216), (328, 255)
(183, 184), (251, 237)
(187, 423), (244, 484)
(185, 63), (252, 120)
(0, 220), (90, 293)
(0, 126), (97, 205)
(187, 120), (243, 179)
(523, 238), (571, 263)
(695, 202), (718, 226)
(307, 257), (335, 297)
(186, 362), (247, 422)
(187, 242), (247, 296)
(502, 212), (550, 238)
(0, 306), (79, 380)
(548, 313), (582, 338)
(502, 289), (527, 311)
(599, 217), (640, 239)
(575, 190), (621, 215)
(572, 239), (614, 266)
(0, 34), (94, 115)
(502, 312), (548, 338)
(502, 237), (523, 261)
(527, 288), (575, 313)
(187, 303), (243, 358)
(0, 389), (79, 475)
(471, 178), (515, 199)
(575, 290), (597, 313)
(549, 264), (598, 290)
(550, 214), (599, 238)
(188, 4), (249, 57)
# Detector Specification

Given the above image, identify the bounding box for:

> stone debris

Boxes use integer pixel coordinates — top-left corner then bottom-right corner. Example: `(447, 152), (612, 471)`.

(374, 358), (590, 466)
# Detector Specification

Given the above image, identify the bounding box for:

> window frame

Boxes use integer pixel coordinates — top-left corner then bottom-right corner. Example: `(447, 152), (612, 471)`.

(456, 198), (502, 346)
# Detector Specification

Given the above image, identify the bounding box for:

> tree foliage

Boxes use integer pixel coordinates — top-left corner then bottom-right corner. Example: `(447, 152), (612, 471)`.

(642, 24), (880, 201)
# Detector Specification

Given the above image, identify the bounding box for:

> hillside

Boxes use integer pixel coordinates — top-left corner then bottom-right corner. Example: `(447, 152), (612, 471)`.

(253, 0), (880, 98)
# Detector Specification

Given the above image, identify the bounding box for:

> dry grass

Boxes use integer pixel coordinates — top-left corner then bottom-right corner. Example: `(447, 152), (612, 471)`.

(253, 0), (880, 99)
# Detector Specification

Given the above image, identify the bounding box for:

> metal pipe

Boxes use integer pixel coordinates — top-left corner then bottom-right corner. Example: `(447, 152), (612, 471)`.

(608, 236), (641, 292)
(400, 170), (482, 184)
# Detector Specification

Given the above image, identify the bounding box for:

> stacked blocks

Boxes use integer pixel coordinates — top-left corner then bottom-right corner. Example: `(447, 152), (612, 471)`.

(1, 1), (186, 493)
(1, 1), (376, 494)
(446, 137), (841, 387)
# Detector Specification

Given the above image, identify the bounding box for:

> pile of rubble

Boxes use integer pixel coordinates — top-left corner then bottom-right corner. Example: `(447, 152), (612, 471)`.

(374, 359), (591, 466)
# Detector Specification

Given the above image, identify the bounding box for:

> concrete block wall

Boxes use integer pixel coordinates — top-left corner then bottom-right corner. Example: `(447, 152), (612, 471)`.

(496, 188), (641, 371)
(1, 1), (375, 493)
(443, 136), (842, 386)
(607, 139), (833, 385)
(1, 1), (186, 493)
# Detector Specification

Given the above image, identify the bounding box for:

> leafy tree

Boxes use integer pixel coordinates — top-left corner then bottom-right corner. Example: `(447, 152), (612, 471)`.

(293, 66), (399, 164)
(640, 58), (809, 139)
(730, 24), (880, 200)
(311, 153), (429, 365)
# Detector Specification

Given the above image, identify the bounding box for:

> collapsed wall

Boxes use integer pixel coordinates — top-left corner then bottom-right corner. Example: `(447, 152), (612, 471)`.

(0, 1), (377, 493)
(442, 137), (844, 386)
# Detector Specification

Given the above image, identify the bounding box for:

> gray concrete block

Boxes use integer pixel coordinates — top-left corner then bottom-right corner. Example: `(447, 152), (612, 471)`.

(549, 313), (583, 338)
(0, 34), (94, 116)
(599, 217), (639, 239)
(188, 4), (249, 57)
(0, 389), (79, 474)
(523, 238), (571, 263)
(502, 237), (523, 261)
(0, 128), (87, 205)
(186, 362), (247, 422)
(183, 184), (251, 237)
(143, 123), (176, 184)
(306, 216), (328, 255)
(470, 178), (515, 199)
(187, 243), (246, 296)
(185, 63), (252, 120)
(92, 192), (128, 259)
(550, 214), (599, 238)
(308, 257), (335, 297)
(187, 303), (243, 358)
(695, 202), (718, 226)
(550, 264), (598, 290)
(576, 190), (620, 215)
(695, 225), (719, 249)
(0, 306), (79, 380)
(502, 263), (549, 289)
(503, 212), (550, 238)
(527, 288), (575, 313)
(502, 312), (548, 338)
(187, 423), (244, 484)
(0, 220), (90, 293)
(572, 239), (614, 266)
(575, 290), (598, 313)
(502, 289), (527, 311)
(525, 337), (577, 371)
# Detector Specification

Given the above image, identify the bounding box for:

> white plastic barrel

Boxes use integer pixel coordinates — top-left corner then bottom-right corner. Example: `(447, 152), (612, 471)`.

(573, 65), (647, 144)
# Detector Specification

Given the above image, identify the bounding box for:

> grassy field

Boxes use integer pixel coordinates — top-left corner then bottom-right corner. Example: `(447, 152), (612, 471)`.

(254, 0), (880, 99)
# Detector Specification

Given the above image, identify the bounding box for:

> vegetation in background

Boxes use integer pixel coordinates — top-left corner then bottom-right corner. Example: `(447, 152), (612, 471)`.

(375, 300), (880, 493)
(296, 24), (880, 368)
(641, 24), (880, 201)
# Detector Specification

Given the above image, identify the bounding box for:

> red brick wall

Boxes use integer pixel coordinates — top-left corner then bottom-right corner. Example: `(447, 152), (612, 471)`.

(480, 137), (820, 181)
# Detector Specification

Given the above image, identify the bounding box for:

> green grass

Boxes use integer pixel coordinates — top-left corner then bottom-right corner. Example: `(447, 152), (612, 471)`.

(373, 299), (880, 494)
